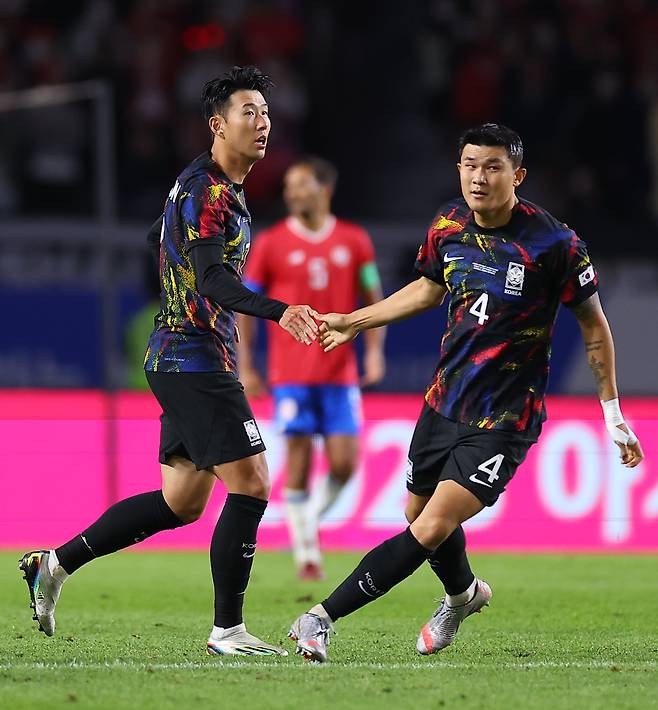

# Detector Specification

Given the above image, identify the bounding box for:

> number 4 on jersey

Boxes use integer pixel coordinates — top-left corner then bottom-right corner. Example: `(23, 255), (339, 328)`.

(469, 453), (504, 488)
(469, 293), (489, 325)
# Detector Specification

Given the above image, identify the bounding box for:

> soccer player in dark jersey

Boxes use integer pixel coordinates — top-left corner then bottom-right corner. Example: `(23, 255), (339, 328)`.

(288, 123), (644, 662)
(19, 66), (318, 657)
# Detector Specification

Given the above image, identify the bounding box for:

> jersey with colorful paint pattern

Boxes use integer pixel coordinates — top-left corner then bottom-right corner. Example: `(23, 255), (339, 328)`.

(144, 152), (252, 374)
(415, 197), (598, 432)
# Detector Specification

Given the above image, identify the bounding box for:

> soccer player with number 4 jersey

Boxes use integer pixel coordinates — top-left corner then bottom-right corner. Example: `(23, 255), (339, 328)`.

(238, 157), (385, 580)
(289, 123), (644, 662)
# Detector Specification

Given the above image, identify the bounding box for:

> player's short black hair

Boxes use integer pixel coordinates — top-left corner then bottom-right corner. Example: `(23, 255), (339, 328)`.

(202, 66), (274, 120)
(291, 156), (338, 188)
(458, 123), (524, 168)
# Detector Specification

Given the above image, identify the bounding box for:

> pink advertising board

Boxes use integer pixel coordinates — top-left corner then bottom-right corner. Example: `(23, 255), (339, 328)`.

(1, 390), (657, 551)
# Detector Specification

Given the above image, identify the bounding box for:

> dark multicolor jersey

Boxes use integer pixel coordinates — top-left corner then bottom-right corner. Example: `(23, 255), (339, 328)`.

(144, 152), (252, 374)
(415, 197), (598, 432)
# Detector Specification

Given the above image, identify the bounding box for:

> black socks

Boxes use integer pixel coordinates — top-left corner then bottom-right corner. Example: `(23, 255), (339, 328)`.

(54, 489), (269, 631)
(211, 493), (267, 628)
(55, 490), (184, 574)
(426, 524), (475, 595)
(322, 527), (433, 621)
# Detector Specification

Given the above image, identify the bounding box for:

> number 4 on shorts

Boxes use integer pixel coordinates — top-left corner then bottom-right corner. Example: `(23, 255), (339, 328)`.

(469, 453), (505, 488)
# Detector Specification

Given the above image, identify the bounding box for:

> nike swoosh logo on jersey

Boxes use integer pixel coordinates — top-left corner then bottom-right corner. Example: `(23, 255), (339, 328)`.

(444, 254), (464, 262)
(242, 551), (256, 558)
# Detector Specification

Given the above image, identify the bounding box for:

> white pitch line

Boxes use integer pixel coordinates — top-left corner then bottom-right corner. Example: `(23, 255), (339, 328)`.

(0, 660), (655, 671)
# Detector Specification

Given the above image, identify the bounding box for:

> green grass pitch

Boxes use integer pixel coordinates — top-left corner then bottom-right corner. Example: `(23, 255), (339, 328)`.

(2, 551), (657, 709)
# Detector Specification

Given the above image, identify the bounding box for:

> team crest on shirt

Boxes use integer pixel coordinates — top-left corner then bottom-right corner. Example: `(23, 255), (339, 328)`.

(288, 249), (306, 266)
(331, 245), (351, 266)
(504, 262), (525, 296)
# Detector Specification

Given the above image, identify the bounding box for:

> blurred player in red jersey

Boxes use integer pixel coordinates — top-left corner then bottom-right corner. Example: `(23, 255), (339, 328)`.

(237, 157), (385, 579)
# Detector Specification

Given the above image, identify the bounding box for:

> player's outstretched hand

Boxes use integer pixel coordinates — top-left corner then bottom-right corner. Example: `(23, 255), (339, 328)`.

(316, 312), (358, 352)
(279, 305), (319, 345)
(608, 422), (644, 468)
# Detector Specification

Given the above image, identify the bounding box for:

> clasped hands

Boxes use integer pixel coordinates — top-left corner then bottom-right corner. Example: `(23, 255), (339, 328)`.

(278, 307), (355, 351)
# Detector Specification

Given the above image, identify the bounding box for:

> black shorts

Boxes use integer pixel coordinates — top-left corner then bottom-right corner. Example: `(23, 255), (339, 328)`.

(146, 371), (266, 470)
(406, 403), (540, 506)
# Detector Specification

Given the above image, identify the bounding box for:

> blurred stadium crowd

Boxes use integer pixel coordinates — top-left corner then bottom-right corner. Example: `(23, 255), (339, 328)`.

(0, 0), (307, 218)
(1, 0), (657, 390)
(0, 0), (657, 250)
(420, 0), (658, 253)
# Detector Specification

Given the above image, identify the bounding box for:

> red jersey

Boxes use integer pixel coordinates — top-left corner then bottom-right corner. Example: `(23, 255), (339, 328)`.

(245, 216), (376, 385)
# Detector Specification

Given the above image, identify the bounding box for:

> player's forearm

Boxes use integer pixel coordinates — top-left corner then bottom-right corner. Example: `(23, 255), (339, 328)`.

(582, 322), (618, 402)
(348, 277), (443, 334)
(361, 287), (386, 352)
(364, 324), (385, 353)
(189, 243), (288, 321)
(571, 294), (619, 401)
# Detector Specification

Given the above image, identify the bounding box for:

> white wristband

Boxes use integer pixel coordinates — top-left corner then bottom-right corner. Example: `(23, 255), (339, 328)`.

(601, 398), (624, 426)
(601, 397), (638, 446)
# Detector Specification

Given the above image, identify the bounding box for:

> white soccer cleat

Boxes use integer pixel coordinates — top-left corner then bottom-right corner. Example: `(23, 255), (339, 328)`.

(207, 623), (288, 656)
(416, 578), (492, 655)
(288, 612), (334, 663)
(19, 550), (64, 637)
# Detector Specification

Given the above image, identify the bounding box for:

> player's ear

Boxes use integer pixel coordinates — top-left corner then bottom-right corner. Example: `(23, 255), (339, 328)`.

(209, 114), (226, 139)
(513, 167), (527, 187)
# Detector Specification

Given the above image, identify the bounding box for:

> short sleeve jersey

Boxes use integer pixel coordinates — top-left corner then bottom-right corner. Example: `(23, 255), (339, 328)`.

(144, 152), (252, 374)
(415, 197), (598, 432)
(245, 216), (376, 385)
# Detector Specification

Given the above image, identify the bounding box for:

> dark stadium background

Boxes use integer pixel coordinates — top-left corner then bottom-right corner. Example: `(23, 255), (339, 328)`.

(1, 0), (657, 393)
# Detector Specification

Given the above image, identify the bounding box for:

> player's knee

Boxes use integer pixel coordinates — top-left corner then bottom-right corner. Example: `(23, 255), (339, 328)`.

(169, 500), (206, 524)
(328, 461), (353, 485)
(410, 514), (457, 550)
(243, 477), (271, 500)
(241, 466), (272, 500)
(405, 500), (423, 524)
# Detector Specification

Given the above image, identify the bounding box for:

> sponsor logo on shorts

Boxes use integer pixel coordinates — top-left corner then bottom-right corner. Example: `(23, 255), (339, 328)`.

(277, 398), (298, 424)
(468, 453), (505, 488)
(243, 419), (262, 446)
